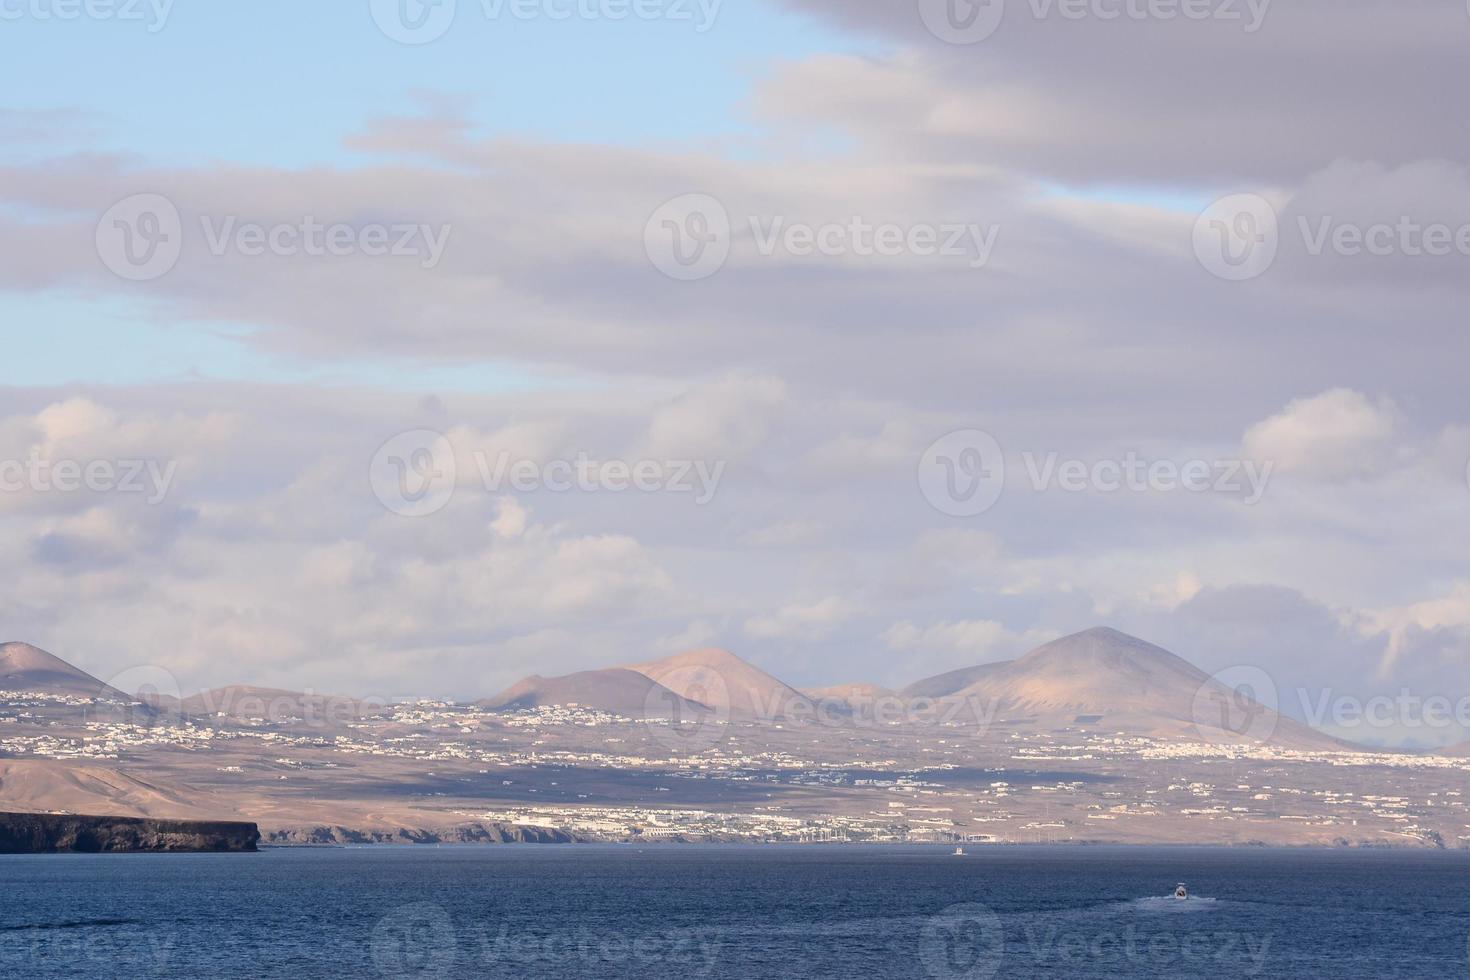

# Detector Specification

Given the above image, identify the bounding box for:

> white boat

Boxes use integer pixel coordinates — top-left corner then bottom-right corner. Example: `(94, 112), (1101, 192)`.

(954, 846), (965, 856)
(1173, 882), (1188, 900)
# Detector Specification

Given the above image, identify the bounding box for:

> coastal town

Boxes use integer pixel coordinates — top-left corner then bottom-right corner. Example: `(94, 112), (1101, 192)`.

(3, 683), (1468, 849)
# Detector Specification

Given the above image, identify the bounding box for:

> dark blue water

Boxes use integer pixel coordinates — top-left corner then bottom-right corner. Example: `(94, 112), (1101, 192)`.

(3, 845), (1468, 978)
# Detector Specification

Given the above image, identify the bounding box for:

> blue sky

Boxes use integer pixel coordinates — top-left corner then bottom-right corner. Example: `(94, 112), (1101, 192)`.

(2, 0), (868, 167)
(2, 0), (876, 389)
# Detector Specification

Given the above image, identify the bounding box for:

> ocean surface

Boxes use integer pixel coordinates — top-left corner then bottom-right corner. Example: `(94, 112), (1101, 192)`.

(4, 844), (1469, 978)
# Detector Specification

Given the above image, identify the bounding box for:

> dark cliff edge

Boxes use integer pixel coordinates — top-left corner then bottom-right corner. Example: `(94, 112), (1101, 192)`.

(0, 811), (260, 854)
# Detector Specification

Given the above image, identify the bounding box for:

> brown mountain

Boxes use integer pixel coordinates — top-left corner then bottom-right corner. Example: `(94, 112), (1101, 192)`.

(480, 668), (710, 719)
(924, 627), (1346, 750)
(625, 647), (814, 720)
(0, 642), (130, 701)
(898, 661), (1011, 699)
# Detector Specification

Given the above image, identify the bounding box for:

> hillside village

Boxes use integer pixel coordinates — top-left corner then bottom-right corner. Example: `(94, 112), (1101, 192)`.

(2, 632), (1469, 848)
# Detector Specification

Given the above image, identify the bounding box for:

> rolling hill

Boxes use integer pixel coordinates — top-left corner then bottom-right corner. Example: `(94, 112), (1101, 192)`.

(625, 647), (815, 720)
(479, 667), (711, 719)
(0, 642), (130, 701)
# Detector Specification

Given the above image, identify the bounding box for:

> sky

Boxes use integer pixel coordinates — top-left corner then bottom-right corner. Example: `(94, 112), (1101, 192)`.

(2, 0), (1470, 747)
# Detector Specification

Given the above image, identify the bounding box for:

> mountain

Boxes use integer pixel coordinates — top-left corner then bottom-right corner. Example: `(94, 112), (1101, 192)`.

(626, 648), (814, 720)
(955, 627), (1214, 716)
(899, 661), (1011, 699)
(932, 627), (1345, 750)
(479, 668), (710, 719)
(0, 642), (130, 701)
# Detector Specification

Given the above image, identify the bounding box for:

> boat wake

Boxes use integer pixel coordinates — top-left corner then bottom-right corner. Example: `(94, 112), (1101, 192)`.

(1126, 896), (1219, 912)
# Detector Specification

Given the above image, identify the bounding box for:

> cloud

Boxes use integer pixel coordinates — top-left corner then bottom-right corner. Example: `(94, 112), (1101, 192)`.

(769, 1), (1470, 184)
(884, 618), (1009, 656)
(744, 596), (857, 641)
(1241, 388), (1399, 479)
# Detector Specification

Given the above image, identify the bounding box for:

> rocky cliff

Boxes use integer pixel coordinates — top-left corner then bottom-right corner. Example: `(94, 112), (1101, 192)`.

(0, 811), (260, 853)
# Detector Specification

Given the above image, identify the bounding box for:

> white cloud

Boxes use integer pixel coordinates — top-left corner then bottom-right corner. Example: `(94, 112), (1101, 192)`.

(1242, 388), (1400, 479)
(744, 596), (857, 642)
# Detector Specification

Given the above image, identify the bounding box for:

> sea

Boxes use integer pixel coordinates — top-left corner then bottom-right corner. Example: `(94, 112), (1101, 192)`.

(3, 844), (1468, 978)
